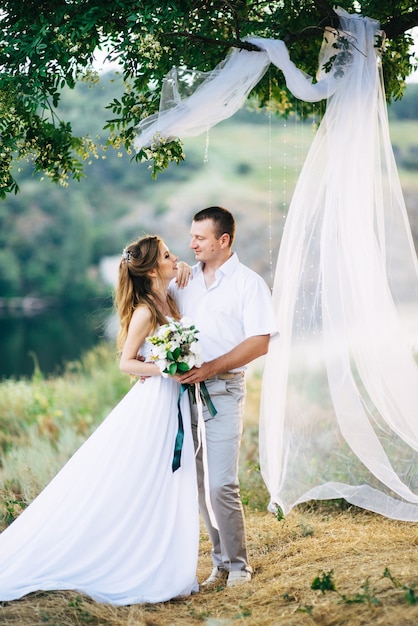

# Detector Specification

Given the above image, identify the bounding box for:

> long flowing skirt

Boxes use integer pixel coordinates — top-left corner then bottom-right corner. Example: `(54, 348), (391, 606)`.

(0, 375), (199, 605)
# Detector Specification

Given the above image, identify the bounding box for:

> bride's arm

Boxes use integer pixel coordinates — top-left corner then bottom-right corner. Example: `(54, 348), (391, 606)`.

(119, 307), (161, 377)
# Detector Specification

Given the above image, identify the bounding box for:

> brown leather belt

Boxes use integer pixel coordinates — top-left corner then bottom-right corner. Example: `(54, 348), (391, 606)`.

(207, 371), (244, 381)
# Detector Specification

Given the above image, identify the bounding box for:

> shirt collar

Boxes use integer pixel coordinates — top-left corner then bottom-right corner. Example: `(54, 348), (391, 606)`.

(196, 251), (238, 277)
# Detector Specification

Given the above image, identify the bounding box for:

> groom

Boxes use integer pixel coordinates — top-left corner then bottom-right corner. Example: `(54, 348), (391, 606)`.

(172, 206), (277, 587)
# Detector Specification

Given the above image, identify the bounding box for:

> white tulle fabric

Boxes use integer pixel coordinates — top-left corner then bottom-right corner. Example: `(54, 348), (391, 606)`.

(260, 10), (418, 522)
(0, 339), (199, 604)
(134, 47), (270, 150)
(134, 8), (418, 522)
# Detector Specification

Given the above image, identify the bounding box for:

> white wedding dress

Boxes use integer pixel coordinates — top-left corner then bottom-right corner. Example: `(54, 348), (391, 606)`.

(0, 338), (199, 605)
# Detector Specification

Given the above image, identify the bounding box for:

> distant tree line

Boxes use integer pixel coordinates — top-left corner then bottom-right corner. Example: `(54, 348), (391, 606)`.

(0, 74), (201, 302)
(388, 82), (418, 121)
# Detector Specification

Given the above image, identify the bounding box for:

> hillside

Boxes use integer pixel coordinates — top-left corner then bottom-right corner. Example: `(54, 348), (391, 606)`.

(1, 75), (418, 299)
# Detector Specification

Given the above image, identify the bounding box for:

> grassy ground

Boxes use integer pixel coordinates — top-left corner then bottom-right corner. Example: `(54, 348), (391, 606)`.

(1, 350), (418, 625)
(1, 508), (418, 625)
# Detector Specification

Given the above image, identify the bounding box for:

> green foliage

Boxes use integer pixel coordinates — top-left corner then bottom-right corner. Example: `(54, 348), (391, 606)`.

(389, 83), (418, 119)
(0, 74), (145, 300)
(342, 578), (380, 606)
(311, 567), (418, 608)
(1, 496), (27, 526)
(136, 138), (186, 179)
(67, 595), (94, 623)
(0, 187), (100, 300)
(383, 567), (418, 605)
(311, 569), (337, 594)
(311, 569), (381, 605)
(1, 0), (417, 193)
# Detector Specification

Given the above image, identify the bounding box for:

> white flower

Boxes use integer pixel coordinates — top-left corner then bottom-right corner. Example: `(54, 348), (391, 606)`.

(157, 359), (169, 375)
(180, 316), (194, 329)
(146, 318), (202, 376)
(189, 341), (203, 367)
(154, 344), (170, 360)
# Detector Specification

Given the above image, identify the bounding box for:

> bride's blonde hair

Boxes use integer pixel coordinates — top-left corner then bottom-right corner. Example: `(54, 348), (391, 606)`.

(114, 235), (180, 352)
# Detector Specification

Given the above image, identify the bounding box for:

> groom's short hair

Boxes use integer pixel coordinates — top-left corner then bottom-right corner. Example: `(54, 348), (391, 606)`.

(193, 206), (235, 246)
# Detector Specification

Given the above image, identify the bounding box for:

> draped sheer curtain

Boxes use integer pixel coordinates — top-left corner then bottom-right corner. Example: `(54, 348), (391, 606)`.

(135, 8), (418, 521)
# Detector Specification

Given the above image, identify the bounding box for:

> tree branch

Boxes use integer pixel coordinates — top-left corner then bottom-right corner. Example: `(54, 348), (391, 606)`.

(162, 30), (261, 52)
(311, 0), (418, 40)
(311, 0), (340, 29)
(382, 9), (418, 38)
(222, 0), (244, 40)
(163, 3), (418, 56)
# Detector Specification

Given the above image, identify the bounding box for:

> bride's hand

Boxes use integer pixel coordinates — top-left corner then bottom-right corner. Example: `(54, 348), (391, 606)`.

(136, 354), (150, 383)
(175, 261), (192, 289)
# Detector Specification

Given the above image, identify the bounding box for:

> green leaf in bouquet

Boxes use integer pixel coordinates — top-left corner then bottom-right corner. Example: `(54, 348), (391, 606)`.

(168, 362), (178, 376)
(167, 351), (174, 361)
(177, 362), (190, 372)
(172, 347), (181, 360)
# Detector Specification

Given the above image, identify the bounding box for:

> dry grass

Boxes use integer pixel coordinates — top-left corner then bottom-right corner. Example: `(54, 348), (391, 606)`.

(1, 362), (418, 625)
(1, 508), (418, 625)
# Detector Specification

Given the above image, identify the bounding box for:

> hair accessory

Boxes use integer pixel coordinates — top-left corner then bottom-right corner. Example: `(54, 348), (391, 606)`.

(122, 248), (131, 262)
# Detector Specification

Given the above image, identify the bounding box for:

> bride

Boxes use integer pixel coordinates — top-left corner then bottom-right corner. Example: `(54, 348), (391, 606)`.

(0, 235), (199, 605)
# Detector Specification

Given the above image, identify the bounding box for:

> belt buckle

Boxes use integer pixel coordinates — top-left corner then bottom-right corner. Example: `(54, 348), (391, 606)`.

(218, 372), (237, 380)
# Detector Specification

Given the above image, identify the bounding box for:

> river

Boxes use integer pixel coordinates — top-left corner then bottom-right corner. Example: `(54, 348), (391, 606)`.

(0, 299), (114, 380)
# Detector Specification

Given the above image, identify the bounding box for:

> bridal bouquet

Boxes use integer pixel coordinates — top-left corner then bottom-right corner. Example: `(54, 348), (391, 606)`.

(147, 317), (203, 376)
(148, 317), (214, 473)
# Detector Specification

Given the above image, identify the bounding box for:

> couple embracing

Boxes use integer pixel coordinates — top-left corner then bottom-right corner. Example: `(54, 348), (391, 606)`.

(0, 206), (277, 604)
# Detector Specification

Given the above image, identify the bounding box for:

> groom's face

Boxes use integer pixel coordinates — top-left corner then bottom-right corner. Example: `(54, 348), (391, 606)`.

(189, 218), (224, 264)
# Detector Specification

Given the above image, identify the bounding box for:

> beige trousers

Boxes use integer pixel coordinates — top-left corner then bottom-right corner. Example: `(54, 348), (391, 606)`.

(190, 373), (251, 573)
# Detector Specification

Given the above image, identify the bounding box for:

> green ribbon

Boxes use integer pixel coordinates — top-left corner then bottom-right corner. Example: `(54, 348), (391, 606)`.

(172, 383), (187, 472)
(198, 381), (218, 418)
(172, 381), (217, 473)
